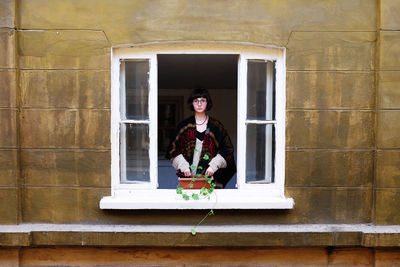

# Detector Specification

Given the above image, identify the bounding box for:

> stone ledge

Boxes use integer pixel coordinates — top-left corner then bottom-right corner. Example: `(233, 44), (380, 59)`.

(1, 224), (400, 247)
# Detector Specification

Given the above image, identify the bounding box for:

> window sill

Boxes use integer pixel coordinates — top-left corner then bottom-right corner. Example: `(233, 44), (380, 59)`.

(100, 189), (294, 209)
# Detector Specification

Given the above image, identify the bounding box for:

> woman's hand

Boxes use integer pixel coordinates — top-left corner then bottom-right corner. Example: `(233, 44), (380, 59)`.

(205, 166), (215, 176)
(183, 169), (191, 177)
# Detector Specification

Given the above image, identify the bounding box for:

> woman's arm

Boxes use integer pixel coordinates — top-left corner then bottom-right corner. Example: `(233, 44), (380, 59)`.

(172, 154), (191, 177)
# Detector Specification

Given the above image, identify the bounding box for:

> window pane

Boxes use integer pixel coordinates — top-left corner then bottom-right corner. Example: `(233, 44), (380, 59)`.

(121, 123), (150, 183)
(246, 124), (275, 183)
(125, 60), (149, 120)
(247, 60), (275, 120)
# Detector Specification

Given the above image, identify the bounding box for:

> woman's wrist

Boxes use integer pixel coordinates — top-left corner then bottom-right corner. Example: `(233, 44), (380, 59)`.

(172, 154), (190, 172)
(208, 154), (227, 171)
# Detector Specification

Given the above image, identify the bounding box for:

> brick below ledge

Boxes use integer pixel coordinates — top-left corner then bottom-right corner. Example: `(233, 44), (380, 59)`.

(0, 224), (400, 247)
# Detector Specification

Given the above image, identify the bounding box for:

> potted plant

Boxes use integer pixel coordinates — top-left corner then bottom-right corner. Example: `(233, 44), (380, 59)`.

(176, 165), (216, 200)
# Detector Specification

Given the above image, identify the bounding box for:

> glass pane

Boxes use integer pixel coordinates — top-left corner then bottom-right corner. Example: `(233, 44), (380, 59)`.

(121, 123), (150, 183)
(247, 60), (275, 120)
(246, 124), (275, 183)
(124, 60), (149, 120)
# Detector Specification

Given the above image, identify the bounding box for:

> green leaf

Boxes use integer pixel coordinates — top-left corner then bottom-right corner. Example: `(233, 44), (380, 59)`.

(192, 177), (196, 182)
(206, 178), (212, 184)
(200, 187), (207, 195)
(203, 154), (209, 160)
(189, 183), (194, 189)
(176, 187), (183, 194)
(204, 174), (209, 178)
(182, 194), (190, 200)
(207, 187), (214, 194)
(192, 193), (199, 200)
(190, 165), (197, 170)
(194, 148), (199, 152)
(209, 209), (215, 216)
(191, 229), (197, 235)
(196, 173), (202, 178)
(197, 166), (203, 170)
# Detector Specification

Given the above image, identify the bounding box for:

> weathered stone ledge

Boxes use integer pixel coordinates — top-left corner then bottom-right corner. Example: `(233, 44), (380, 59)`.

(1, 224), (400, 247)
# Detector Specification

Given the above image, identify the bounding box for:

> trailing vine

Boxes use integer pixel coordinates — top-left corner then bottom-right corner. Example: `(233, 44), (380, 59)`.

(176, 162), (217, 235)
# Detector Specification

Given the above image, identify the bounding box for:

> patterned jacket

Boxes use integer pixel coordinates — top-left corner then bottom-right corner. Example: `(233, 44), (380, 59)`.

(166, 116), (236, 187)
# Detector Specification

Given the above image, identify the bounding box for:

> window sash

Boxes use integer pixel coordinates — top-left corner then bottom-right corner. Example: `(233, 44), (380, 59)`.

(237, 55), (284, 189)
(113, 55), (158, 190)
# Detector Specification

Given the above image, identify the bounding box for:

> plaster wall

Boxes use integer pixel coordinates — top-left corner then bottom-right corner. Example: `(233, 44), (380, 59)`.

(0, 0), (18, 225)
(375, 0), (400, 225)
(1, 0), (399, 229)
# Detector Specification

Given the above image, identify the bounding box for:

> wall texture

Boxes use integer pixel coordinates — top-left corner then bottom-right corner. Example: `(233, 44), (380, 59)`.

(0, 0), (18, 225)
(375, 0), (400, 225)
(6, 0), (380, 225)
(1, 1), (400, 262)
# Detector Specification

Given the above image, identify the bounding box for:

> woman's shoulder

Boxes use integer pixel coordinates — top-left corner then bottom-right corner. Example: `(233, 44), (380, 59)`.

(208, 116), (224, 127)
(177, 116), (195, 128)
(208, 116), (227, 132)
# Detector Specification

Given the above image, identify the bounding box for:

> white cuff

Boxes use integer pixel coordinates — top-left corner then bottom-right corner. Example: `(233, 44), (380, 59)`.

(172, 154), (190, 172)
(208, 154), (227, 172)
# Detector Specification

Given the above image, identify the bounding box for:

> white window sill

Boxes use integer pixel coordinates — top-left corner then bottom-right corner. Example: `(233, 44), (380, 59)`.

(100, 189), (294, 210)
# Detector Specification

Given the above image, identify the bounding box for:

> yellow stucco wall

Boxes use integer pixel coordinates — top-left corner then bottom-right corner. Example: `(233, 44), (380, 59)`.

(1, 0), (400, 229)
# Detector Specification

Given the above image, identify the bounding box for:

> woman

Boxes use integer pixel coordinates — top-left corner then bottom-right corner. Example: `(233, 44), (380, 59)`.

(166, 88), (236, 188)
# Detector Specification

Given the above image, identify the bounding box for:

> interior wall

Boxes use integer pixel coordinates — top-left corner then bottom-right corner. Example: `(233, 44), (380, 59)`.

(159, 88), (237, 147)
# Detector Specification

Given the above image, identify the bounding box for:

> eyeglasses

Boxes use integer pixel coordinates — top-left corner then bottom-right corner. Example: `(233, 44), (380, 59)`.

(193, 99), (207, 105)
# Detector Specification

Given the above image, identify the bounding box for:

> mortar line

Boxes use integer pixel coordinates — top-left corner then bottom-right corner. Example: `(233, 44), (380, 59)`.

(18, 69), (110, 71)
(0, 27), (17, 30)
(287, 108), (375, 111)
(24, 185), (110, 189)
(375, 187), (400, 190)
(17, 28), (105, 32)
(286, 70), (375, 73)
(14, 0), (24, 225)
(287, 69), (375, 72)
(0, 107), (18, 109)
(379, 29), (400, 32)
(286, 186), (372, 189)
(22, 147), (111, 152)
(20, 107), (111, 110)
(371, 0), (382, 226)
(18, 68), (110, 71)
(20, 148), (111, 151)
(290, 30), (377, 33)
(286, 148), (375, 151)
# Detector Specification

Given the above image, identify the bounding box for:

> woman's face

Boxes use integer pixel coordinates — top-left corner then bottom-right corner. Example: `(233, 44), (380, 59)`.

(192, 97), (207, 113)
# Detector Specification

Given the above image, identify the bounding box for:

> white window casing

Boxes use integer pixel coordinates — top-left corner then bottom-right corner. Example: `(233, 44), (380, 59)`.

(102, 42), (294, 209)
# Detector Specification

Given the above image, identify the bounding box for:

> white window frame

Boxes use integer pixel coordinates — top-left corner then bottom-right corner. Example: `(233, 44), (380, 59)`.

(100, 42), (294, 209)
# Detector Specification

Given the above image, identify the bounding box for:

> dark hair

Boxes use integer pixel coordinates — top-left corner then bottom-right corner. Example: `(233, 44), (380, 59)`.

(187, 88), (213, 111)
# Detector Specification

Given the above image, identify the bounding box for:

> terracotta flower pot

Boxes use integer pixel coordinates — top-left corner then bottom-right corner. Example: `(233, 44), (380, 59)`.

(178, 177), (214, 189)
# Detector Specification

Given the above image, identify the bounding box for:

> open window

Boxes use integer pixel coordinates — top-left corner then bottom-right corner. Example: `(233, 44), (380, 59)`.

(101, 43), (293, 209)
